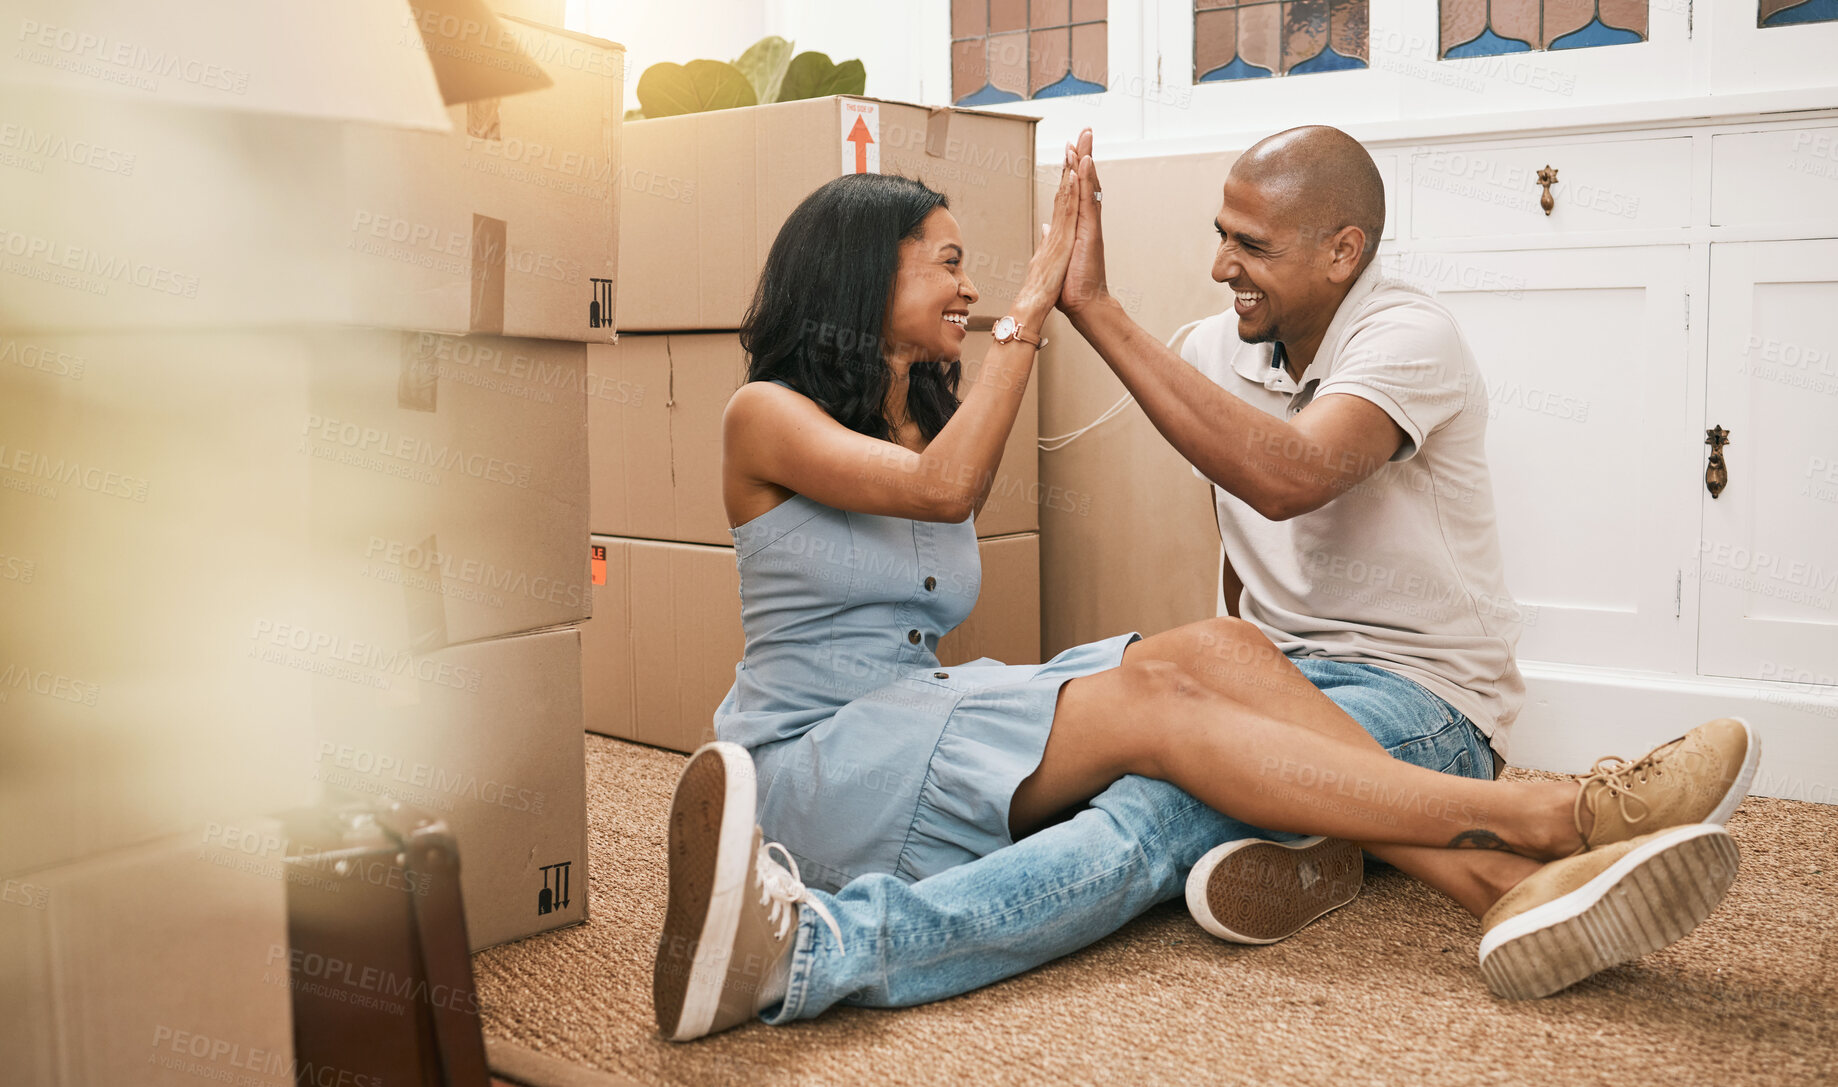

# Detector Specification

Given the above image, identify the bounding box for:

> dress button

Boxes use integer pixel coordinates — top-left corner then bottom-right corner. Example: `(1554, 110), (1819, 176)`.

(934, 671), (949, 679)
(924, 576), (937, 591)
(907, 629), (922, 644)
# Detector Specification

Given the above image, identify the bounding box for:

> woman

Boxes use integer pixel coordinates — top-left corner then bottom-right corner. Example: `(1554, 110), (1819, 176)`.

(655, 154), (1754, 1041)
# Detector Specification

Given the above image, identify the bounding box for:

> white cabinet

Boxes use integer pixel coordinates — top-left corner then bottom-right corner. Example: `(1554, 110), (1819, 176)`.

(1383, 119), (1838, 799)
(1698, 239), (1838, 685)
(1710, 124), (1838, 232)
(1382, 246), (1695, 673)
(1408, 138), (1693, 240)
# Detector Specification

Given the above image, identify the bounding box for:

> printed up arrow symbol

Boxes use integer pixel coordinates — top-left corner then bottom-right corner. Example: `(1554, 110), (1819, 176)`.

(846, 115), (874, 174)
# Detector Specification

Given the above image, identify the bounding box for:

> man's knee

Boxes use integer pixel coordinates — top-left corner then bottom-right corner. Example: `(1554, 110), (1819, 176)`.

(1187, 616), (1279, 684)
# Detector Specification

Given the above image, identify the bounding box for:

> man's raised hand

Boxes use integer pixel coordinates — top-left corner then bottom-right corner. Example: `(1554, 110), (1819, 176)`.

(1059, 127), (1110, 317)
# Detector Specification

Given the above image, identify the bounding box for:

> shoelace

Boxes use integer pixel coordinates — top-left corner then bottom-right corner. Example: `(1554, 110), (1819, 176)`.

(1574, 735), (1686, 840)
(756, 841), (846, 953)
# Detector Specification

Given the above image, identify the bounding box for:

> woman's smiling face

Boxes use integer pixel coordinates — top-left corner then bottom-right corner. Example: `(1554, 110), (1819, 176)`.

(883, 207), (979, 367)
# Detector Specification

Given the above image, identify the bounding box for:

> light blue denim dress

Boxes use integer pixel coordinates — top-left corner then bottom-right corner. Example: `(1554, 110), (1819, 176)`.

(713, 490), (1139, 893)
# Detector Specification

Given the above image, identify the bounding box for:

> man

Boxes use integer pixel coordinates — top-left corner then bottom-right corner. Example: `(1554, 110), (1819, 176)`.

(1062, 124), (1533, 919)
(653, 127), (1755, 1039)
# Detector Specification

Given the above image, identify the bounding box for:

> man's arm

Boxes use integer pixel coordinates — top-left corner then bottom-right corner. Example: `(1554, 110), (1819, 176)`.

(1057, 140), (1404, 521)
(1075, 298), (1402, 520)
(1213, 488), (1244, 619)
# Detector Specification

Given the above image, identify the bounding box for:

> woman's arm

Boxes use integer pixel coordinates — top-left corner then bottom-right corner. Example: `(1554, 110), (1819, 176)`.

(725, 160), (1081, 524)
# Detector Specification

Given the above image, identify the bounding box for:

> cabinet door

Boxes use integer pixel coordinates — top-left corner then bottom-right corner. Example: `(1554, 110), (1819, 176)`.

(1698, 240), (1838, 685)
(1382, 246), (1695, 672)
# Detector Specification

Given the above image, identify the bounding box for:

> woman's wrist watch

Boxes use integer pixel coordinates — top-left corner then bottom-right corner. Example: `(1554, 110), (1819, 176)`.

(991, 314), (1047, 349)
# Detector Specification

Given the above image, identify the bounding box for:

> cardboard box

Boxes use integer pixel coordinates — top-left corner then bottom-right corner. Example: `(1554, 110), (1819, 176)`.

(1035, 153), (1239, 657)
(0, 328), (588, 877)
(617, 96), (1037, 331)
(312, 627), (587, 950)
(0, 0), (450, 125)
(583, 536), (741, 753)
(298, 328), (593, 651)
(0, 821), (296, 1087)
(0, 17), (624, 340)
(938, 532), (1041, 667)
(584, 532), (1041, 753)
(588, 331), (1038, 544)
(490, 0), (567, 24)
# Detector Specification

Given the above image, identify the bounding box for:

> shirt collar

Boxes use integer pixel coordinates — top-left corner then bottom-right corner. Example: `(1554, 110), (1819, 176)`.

(1226, 261), (1388, 394)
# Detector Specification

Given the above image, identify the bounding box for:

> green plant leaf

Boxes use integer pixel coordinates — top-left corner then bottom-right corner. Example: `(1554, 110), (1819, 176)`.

(775, 52), (866, 102)
(733, 36), (795, 105)
(635, 59), (758, 118)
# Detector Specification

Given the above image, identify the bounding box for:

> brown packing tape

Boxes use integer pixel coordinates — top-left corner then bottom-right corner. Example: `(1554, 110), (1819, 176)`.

(398, 331), (440, 413)
(468, 97), (503, 140)
(926, 107), (953, 159)
(404, 532), (452, 655)
(410, 0), (553, 105)
(470, 213), (509, 335)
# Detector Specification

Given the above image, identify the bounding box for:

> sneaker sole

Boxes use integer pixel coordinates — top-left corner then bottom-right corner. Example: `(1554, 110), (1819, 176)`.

(1478, 823), (1740, 1000)
(653, 742), (756, 1041)
(1705, 716), (1760, 826)
(1185, 836), (1363, 945)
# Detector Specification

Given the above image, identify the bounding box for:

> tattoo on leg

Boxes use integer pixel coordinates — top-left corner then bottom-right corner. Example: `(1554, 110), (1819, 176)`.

(1447, 829), (1509, 851)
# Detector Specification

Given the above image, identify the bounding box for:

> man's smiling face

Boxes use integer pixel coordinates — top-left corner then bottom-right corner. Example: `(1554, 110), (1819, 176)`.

(1209, 174), (1339, 350)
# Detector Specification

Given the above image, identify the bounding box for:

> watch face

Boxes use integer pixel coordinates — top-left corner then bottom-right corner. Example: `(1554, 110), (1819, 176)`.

(993, 315), (1017, 341)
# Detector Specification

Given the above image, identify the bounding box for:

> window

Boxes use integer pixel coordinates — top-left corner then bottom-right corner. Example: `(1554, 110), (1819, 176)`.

(951, 0), (1108, 105)
(1759, 0), (1838, 25)
(1440, 1), (1647, 59)
(1194, 1), (1368, 82)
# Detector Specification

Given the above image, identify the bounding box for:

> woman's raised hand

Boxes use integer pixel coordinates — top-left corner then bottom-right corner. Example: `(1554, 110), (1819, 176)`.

(1012, 139), (1082, 324)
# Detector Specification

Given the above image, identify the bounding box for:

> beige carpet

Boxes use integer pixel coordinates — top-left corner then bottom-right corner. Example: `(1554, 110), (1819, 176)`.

(474, 735), (1837, 1086)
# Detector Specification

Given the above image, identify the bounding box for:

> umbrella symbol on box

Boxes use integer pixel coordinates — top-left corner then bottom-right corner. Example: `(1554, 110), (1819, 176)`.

(538, 861), (572, 915)
(589, 278), (614, 329)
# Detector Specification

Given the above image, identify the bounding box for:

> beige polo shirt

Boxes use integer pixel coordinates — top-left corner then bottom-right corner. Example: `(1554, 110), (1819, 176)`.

(1181, 263), (1526, 756)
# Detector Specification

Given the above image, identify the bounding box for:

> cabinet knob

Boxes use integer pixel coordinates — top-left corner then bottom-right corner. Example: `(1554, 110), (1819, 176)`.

(1705, 425), (1732, 499)
(1536, 165), (1559, 216)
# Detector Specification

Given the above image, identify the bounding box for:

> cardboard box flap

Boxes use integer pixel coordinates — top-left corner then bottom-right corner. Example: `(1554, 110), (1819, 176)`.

(1, 0), (451, 130)
(411, 0), (553, 105)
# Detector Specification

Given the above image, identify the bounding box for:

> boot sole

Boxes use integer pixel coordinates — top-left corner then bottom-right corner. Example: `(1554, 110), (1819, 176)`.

(1478, 824), (1739, 1000)
(1185, 837), (1363, 945)
(653, 742), (755, 1041)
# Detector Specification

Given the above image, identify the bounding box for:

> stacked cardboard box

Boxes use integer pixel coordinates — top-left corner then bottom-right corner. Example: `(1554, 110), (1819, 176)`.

(583, 97), (1043, 753)
(0, 3), (622, 1008)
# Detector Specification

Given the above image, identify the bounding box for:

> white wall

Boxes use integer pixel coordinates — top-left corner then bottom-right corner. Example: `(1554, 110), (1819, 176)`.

(570, 0), (935, 113)
(577, 0), (1838, 158)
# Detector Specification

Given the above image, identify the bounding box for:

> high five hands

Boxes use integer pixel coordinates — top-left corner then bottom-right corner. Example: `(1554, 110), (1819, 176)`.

(1059, 128), (1109, 318)
(1019, 128), (1109, 327)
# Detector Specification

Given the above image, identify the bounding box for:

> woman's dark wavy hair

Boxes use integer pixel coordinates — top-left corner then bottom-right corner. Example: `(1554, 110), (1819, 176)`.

(739, 173), (961, 442)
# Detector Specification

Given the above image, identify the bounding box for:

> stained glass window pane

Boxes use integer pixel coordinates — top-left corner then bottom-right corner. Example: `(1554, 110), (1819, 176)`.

(952, 0), (1108, 104)
(1760, 0), (1838, 26)
(1439, 0), (1647, 59)
(1194, 0), (1369, 83)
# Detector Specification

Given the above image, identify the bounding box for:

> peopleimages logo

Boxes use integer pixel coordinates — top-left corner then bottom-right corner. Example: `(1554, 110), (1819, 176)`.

(300, 414), (533, 488)
(365, 536), (587, 609)
(0, 442), (150, 501)
(248, 619), (484, 692)
(0, 228), (200, 297)
(317, 742), (546, 815)
(147, 1026), (380, 1087)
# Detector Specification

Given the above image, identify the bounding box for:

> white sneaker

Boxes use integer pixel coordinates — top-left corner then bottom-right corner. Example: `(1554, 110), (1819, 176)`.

(653, 742), (843, 1041)
(1185, 836), (1364, 945)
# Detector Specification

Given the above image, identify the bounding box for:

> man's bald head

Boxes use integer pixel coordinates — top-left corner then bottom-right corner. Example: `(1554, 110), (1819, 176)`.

(1229, 126), (1385, 274)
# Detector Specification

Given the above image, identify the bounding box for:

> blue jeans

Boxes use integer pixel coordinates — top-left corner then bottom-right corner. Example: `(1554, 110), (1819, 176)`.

(763, 657), (1495, 1023)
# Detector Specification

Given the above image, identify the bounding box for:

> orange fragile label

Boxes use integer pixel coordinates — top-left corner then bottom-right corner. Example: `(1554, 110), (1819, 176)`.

(591, 543), (606, 586)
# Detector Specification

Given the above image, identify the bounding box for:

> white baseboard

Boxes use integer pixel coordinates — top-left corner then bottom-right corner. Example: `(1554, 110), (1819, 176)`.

(1507, 662), (1838, 805)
